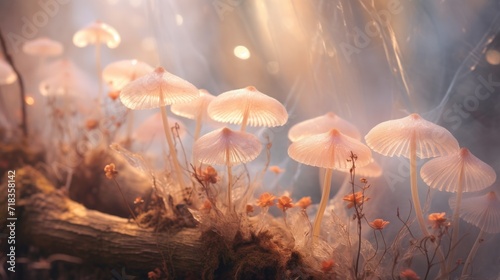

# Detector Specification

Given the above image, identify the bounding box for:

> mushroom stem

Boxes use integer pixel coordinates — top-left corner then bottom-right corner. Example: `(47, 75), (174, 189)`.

(410, 136), (447, 274)
(409, 138), (428, 236)
(227, 163), (233, 211)
(240, 108), (249, 132)
(312, 168), (334, 242)
(448, 170), (464, 270)
(461, 229), (484, 278)
(95, 41), (102, 117)
(194, 111), (202, 141)
(160, 106), (187, 194)
(126, 110), (134, 144)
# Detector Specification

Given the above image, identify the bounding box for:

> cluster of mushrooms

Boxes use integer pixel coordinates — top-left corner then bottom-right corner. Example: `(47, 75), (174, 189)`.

(2, 20), (499, 279)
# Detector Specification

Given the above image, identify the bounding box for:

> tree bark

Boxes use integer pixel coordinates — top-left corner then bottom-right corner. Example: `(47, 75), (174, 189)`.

(1, 166), (204, 278)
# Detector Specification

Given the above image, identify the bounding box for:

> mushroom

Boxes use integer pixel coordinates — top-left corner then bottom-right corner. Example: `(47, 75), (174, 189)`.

(288, 129), (372, 241)
(0, 59), (17, 85)
(421, 147), (496, 269)
(171, 89), (216, 140)
(102, 59), (154, 142)
(120, 66), (199, 194)
(73, 20), (121, 112)
(365, 113), (459, 237)
(193, 127), (262, 210)
(449, 192), (500, 277)
(207, 86), (288, 131)
(102, 59), (153, 92)
(22, 37), (63, 58)
(288, 112), (361, 141)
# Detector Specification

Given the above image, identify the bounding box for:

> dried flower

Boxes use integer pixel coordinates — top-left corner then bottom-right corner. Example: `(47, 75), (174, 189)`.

(108, 90), (120, 100)
(200, 200), (212, 211)
(257, 192), (276, 208)
(134, 197), (144, 205)
(295, 196), (312, 209)
(195, 165), (218, 184)
(360, 178), (368, 184)
(269, 165), (285, 174)
(321, 259), (335, 273)
(85, 119), (99, 130)
(343, 191), (369, 209)
(246, 204), (254, 213)
(400, 268), (420, 280)
(370, 218), (390, 230)
(277, 195), (293, 211)
(428, 212), (448, 229)
(104, 163), (117, 179)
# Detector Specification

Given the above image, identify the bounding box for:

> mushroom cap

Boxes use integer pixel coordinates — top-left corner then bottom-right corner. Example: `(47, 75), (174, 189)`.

(450, 191), (500, 233)
(288, 112), (361, 141)
(288, 129), (372, 170)
(39, 59), (93, 97)
(365, 113), (459, 159)
(421, 147), (496, 193)
(73, 20), (121, 48)
(134, 113), (186, 143)
(193, 127), (262, 166)
(207, 86), (288, 128)
(119, 67), (199, 110)
(22, 37), (63, 57)
(103, 59), (154, 91)
(0, 59), (17, 85)
(338, 158), (383, 178)
(171, 89), (215, 121)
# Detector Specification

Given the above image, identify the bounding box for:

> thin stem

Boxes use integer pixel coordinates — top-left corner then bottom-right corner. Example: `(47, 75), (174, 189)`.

(126, 110), (134, 145)
(95, 42), (102, 117)
(159, 106), (187, 195)
(461, 229), (484, 278)
(194, 110), (202, 141)
(112, 178), (140, 227)
(312, 168), (334, 242)
(226, 153), (233, 210)
(240, 107), (249, 132)
(0, 29), (27, 137)
(448, 170), (464, 270)
(409, 137), (428, 237)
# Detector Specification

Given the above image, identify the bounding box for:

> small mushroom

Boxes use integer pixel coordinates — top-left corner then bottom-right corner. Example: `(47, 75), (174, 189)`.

(288, 129), (372, 241)
(171, 89), (216, 140)
(0, 59), (17, 85)
(288, 112), (361, 141)
(193, 127), (262, 210)
(102, 59), (154, 142)
(421, 147), (496, 269)
(449, 192), (500, 277)
(365, 113), (459, 237)
(102, 59), (153, 91)
(22, 37), (63, 58)
(73, 20), (121, 112)
(120, 66), (199, 194)
(207, 86), (288, 131)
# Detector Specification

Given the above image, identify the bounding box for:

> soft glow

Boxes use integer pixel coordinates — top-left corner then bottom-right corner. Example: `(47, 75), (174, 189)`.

(25, 96), (35, 105)
(486, 49), (500, 65)
(233, 45), (250, 60)
(129, 0), (142, 7)
(141, 37), (156, 51)
(175, 14), (183, 26)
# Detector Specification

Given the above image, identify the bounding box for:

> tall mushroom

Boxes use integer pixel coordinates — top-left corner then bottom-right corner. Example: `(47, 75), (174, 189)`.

(288, 129), (372, 241)
(207, 86), (288, 132)
(171, 89), (216, 140)
(449, 192), (500, 277)
(288, 112), (361, 141)
(365, 113), (459, 237)
(193, 127), (262, 210)
(120, 67), (199, 194)
(421, 147), (496, 269)
(73, 20), (121, 111)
